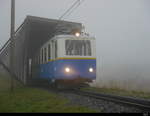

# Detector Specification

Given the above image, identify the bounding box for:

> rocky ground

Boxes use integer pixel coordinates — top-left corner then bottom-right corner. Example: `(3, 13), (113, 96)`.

(40, 87), (142, 113)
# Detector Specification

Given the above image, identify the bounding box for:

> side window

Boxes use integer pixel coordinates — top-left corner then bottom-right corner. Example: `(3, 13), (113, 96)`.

(37, 54), (39, 65)
(37, 55), (39, 64)
(40, 51), (42, 64)
(37, 55), (38, 64)
(41, 49), (43, 64)
(83, 40), (86, 56)
(55, 41), (57, 58)
(50, 40), (57, 59)
(44, 47), (47, 63)
(86, 40), (91, 56)
(40, 51), (41, 64)
(38, 54), (40, 64)
(52, 41), (55, 59)
(48, 44), (51, 60)
(42, 48), (44, 64)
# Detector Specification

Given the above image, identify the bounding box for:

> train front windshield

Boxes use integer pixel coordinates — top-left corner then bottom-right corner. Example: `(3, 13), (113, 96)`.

(65, 40), (92, 56)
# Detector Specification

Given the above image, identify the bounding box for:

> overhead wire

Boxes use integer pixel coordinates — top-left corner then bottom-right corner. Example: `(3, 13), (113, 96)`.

(64, 0), (85, 20)
(52, 0), (85, 36)
(59, 0), (85, 20)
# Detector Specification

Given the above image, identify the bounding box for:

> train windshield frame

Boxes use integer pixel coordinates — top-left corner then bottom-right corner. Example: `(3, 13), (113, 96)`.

(65, 39), (92, 56)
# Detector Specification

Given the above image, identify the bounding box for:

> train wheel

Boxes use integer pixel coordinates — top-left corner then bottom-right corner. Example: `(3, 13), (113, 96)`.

(55, 82), (66, 90)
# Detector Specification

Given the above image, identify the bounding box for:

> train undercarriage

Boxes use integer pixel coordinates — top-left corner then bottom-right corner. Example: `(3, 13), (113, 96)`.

(28, 77), (91, 90)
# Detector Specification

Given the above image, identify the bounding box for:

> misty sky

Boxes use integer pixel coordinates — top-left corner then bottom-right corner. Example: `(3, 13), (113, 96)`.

(1, 0), (150, 90)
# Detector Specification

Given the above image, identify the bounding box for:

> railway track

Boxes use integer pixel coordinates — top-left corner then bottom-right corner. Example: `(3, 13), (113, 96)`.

(70, 89), (150, 112)
(30, 83), (150, 112)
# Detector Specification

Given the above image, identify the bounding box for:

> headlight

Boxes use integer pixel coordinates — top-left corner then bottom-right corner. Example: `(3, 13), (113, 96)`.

(89, 68), (94, 72)
(65, 67), (70, 73)
(75, 32), (80, 37)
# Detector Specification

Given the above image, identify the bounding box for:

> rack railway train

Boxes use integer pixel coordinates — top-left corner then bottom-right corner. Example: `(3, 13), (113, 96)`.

(31, 33), (96, 88)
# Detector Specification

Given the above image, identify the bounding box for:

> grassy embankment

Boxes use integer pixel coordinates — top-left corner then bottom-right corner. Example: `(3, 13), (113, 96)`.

(81, 86), (150, 99)
(0, 73), (97, 113)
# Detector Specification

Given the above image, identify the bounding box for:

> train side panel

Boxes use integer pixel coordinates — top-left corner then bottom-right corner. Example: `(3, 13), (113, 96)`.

(39, 58), (96, 81)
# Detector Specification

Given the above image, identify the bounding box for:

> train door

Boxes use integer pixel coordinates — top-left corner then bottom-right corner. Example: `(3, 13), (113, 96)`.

(51, 40), (57, 79)
(52, 40), (57, 60)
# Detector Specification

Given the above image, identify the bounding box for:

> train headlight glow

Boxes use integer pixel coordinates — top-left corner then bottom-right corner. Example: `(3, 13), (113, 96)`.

(89, 68), (94, 72)
(65, 67), (70, 73)
(75, 32), (80, 37)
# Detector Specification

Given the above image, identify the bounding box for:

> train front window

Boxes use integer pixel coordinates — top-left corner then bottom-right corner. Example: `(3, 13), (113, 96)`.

(65, 40), (91, 56)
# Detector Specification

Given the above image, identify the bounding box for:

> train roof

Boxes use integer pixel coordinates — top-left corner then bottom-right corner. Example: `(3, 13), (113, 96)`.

(52, 34), (95, 40)
(15, 15), (82, 58)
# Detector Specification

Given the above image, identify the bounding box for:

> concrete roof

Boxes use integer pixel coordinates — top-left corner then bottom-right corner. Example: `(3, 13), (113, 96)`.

(16, 15), (82, 58)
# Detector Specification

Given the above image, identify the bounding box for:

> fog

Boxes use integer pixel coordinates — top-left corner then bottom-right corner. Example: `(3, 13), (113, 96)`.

(0, 0), (150, 92)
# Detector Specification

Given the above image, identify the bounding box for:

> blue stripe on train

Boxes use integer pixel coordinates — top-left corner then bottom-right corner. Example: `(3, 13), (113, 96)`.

(39, 59), (96, 80)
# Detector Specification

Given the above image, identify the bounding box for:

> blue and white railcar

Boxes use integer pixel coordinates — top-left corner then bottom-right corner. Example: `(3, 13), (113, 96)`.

(32, 34), (96, 85)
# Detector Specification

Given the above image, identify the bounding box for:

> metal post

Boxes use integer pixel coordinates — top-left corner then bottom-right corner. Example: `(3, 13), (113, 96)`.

(10, 0), (15, 92)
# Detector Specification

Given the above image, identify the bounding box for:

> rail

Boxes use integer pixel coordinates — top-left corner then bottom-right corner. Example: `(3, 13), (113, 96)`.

(72, 89), (150, 112)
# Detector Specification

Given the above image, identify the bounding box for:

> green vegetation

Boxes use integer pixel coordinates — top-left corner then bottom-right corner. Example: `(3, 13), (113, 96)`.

(0, 73), (97, 113)
(81, 87), (150, 99)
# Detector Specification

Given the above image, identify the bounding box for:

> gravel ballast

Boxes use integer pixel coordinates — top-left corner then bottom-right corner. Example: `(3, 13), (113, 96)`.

(55, 90), (143, 113)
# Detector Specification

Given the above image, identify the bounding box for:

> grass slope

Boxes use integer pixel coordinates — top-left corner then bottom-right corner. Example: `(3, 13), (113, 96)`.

(0, 73), (97, 113)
